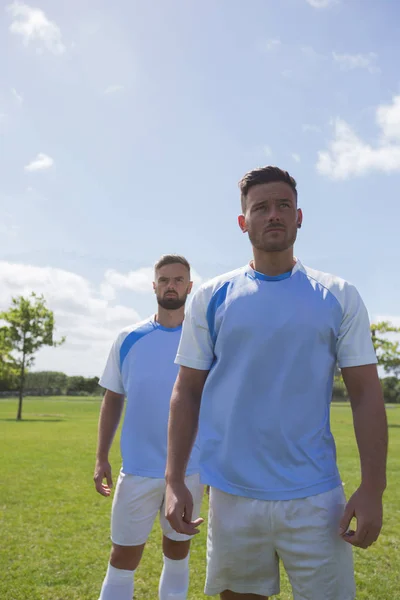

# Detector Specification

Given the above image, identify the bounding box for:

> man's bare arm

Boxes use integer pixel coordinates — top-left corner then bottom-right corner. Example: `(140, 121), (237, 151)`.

(94, 389), (125, 496)
(339, 364), (388, 547)
(165, 366), (208, 534)
(166, 366), (208, 483)
(343, 364), (388, 493)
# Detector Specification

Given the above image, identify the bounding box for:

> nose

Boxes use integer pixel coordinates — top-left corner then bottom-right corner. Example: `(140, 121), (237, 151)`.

(267, 206), (281, 222)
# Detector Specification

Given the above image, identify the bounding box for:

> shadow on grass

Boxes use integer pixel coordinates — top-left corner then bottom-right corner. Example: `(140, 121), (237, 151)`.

(388, 424), (400, 428)
(0, 418), (65, 423)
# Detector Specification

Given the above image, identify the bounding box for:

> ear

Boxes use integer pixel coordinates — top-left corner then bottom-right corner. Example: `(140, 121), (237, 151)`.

(297, 208), (303, 229)
(238, 214), (247, 233)
(152, 281), (156, 293)
(188, 281), (193, 294)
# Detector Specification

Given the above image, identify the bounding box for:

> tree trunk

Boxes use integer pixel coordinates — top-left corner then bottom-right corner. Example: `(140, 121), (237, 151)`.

(16, 351), (26, 421)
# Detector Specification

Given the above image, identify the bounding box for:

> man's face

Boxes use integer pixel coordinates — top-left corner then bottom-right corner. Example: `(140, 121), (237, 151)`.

(238, 181), (302, 253)
(153, 263), (192, 310)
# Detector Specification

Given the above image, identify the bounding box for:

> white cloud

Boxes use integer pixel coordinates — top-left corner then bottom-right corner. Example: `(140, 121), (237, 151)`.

(292, 153), (301, 163)
(316, 95), (400, 179)
(376, 95), (400, 141)
(0, 262), (203, 375)
(11, 87), (23, 105)
(104, 267), (154, 294)
(103, 266), (203, 293)
(264, 38), (281, 51)
(24, 152), (54, 172)
(7, 2), (65, 55)
(306, 0), (337, 7)
(332, 51), (379, 74)
(0, 262), (142, 376)
(104, 84), (125, 95)
(302, 124), (322, 133)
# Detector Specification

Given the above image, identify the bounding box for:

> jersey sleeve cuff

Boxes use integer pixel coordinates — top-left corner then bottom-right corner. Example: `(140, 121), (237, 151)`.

(175, 353), (213, 371)
(98, 377), (125, 395)
(338, 355), (378, 368)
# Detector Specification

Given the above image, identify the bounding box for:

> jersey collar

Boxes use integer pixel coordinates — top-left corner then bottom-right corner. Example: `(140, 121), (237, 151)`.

(246, 257), (303, 281)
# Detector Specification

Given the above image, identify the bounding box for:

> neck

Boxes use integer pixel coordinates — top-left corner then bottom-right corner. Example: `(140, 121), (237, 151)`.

(155, 306), (185, 329)
(251, 247), (296, 277)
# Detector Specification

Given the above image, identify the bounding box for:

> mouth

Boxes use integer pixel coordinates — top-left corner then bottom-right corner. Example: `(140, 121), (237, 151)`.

(165, 293), (178, 298)
(265, 228), (285, 234)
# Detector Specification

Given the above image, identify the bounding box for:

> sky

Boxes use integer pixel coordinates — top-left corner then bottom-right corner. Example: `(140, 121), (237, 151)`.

(1, 0), (400, 377)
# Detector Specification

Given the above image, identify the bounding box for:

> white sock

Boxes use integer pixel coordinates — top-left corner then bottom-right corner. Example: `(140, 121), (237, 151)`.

(99, 563), (135, 600)
(158, 554), (190, 600)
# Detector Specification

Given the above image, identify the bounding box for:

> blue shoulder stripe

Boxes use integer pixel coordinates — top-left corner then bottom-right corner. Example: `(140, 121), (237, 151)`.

(119, 321), (156, 369)
(206, 281), (230, 345)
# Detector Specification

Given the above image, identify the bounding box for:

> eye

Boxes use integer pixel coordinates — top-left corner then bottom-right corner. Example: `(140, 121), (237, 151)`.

(280, 201), (290, 208)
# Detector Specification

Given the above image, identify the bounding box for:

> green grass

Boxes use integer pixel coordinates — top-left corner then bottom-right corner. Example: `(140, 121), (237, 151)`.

(0, 397), (399, 599)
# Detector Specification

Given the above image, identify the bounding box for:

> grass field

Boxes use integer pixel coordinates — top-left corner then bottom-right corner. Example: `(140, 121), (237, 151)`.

(0, 397), (399, 599)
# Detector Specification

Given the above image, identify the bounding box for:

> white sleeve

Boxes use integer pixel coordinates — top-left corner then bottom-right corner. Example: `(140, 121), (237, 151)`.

(99, 336), (125, 394)
(175, 287), (215, 370)
(336, 284), (377, 368)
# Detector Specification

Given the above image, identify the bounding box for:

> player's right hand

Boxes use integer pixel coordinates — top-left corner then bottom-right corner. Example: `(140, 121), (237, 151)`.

(93, 459), (113, 497)
(165, 481), (204, 535)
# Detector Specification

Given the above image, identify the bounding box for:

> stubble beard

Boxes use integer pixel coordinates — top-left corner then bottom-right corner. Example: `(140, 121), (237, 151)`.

(248, 227), (298, 253)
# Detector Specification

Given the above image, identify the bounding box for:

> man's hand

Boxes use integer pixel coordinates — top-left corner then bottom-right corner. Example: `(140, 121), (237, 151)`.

(94, 459), (113, 497)
(339, 485), (383, 549)
(165, 481), (204, 535)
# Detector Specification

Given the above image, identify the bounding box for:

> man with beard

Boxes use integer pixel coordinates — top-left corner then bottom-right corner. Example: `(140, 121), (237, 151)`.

(95, 254), (203, 600)
(165, 167), (387, 600)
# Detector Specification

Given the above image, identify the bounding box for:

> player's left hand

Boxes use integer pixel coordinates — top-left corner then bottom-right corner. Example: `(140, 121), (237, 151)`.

(339, 485), (383, 549)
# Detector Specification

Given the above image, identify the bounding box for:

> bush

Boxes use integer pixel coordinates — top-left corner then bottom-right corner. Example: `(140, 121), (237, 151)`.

(381, 377), (400, 403)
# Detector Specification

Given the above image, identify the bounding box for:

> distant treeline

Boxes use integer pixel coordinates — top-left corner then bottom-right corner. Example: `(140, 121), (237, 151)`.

(333, 374), (400, 403)
(0, 371), (102, 397)
(1, 370), (399, 403)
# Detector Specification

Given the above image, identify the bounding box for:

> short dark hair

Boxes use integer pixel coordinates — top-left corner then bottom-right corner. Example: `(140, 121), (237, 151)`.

(154, 254), (191, 276)
(239, 166), (297, 212)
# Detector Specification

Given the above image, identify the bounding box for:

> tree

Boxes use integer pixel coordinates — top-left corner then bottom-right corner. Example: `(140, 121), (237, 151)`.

(0, 293), (65, 420)
(66, 375), (86, 395)
(381, 376), (400, 404)
(0, 327), (18, 391)
(24, 371), (68, 395)
(333, 320), (400, 402)
(82, 376), (100, 395)
(371, 321), (400, 377)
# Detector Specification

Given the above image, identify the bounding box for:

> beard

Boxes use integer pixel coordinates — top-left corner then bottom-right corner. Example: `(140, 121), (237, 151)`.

(157, 293), (187, 310)
(247, 225), (298, 253)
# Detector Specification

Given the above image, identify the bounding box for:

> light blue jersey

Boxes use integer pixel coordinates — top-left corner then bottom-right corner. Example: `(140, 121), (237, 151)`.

(176, 260), (377, 501)
(100, 317), (200, 478)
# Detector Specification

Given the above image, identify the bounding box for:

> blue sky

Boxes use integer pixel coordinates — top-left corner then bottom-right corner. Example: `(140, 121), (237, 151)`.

(1, 0), (400, 375)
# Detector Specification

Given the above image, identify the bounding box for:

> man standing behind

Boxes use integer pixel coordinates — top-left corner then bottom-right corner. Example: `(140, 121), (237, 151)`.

(95, 254), (204, 600)
(165, 167), (387, 600)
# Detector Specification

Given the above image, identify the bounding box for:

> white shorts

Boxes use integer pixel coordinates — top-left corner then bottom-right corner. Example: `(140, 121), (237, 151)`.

(205, 485), (356, 599)
(111, 471), (204, 546)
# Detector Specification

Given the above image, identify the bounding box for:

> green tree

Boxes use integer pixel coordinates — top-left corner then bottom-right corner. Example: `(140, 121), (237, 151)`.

(0, 327), (18, 390)
(381, 376), (400, 404)
(24, 371), (68, 395)
(371, 321), (400, 377)
(0, 293), (65, 420)
(82, 376), (100, 395)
